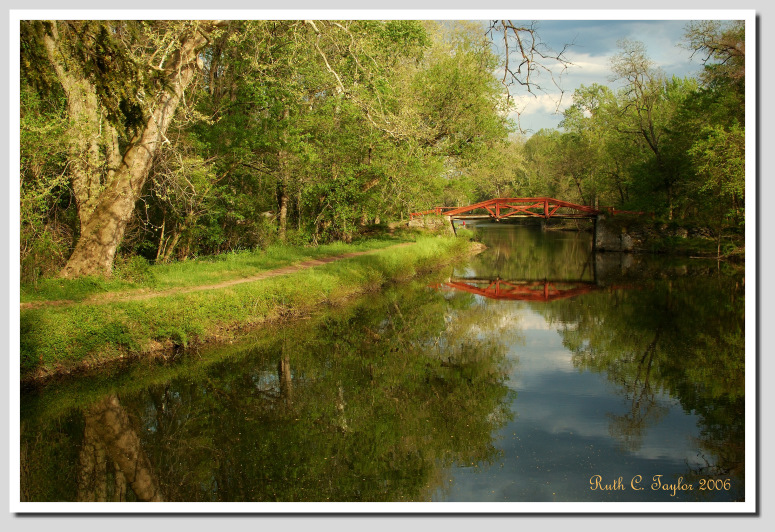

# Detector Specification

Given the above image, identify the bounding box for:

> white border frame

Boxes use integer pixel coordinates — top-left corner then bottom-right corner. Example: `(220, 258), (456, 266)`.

(8, 8), (758, 515)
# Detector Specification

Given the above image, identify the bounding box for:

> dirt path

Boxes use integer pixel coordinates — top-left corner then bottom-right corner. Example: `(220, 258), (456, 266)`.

(20, 242), (416, 311)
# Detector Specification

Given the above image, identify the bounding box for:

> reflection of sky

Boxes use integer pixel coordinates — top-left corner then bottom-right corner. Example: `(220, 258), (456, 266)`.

(434, 302), (711, 503)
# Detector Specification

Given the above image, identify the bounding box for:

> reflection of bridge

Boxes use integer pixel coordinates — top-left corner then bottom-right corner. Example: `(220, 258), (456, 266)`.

(440, 278), (601, 302)
(410, 197), (642, 221)
(439, 276), (632, 302)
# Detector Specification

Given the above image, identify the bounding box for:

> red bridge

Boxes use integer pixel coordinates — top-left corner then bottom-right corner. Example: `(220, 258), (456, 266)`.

(410, 197), (641, 221)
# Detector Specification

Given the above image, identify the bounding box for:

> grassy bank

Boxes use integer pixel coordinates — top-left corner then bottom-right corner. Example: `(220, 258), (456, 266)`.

(20, 234), (476, 383)
(21, 235), (411, 304)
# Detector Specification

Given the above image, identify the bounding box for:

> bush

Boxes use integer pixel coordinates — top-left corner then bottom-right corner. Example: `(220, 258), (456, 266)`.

(20, 225), (71, 285)
(114, 255), (155, 285)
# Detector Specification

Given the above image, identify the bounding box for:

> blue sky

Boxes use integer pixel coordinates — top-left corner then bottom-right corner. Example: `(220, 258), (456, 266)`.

(498, 19), (707, 134)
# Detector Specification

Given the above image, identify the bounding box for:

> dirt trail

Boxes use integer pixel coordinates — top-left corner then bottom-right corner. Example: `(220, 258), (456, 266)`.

(20, 242), (416, 311)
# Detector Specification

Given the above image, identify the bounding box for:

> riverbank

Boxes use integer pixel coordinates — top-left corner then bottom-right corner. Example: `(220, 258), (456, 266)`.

(594, 214), (745, 261)
(20, 233), (483, 384)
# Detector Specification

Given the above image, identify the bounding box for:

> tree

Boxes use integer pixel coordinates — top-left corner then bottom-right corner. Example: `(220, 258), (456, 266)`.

(684, 20), (745, 92)
(560, 83), (636, 206)
(189, 20), (436, 243)
(19, 19), (576, 278)
(19, 83), (72, 282)
(609, 40), (696, 218)
(671, 20), (746, 243)
(22, 20), (223, 278)
(688, 123), (745, 255)
(466, 138), (526, 200)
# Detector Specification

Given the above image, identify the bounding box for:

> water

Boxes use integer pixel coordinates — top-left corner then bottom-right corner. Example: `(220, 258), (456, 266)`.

(19, 224), (745, 504)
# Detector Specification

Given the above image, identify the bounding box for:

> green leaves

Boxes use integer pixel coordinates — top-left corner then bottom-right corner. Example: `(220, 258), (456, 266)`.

(688, 123), (745, 223)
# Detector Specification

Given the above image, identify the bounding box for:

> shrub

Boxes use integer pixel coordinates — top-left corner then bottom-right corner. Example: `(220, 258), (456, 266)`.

(114, 255), (155, 285)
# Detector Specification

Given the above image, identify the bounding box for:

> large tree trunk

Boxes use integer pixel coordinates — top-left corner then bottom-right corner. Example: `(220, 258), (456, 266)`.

(42, 22), (213, 278)
(40, 23), (122, 241)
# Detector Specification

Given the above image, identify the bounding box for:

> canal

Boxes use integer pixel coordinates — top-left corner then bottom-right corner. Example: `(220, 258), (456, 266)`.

(19, 223), (746, 504)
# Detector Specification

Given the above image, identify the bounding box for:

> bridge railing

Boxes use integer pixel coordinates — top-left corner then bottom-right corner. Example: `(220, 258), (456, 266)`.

(432, 197), (601, 219)
(410, 198), (651, 220)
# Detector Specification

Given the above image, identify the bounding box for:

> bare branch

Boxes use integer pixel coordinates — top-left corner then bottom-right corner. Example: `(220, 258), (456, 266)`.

(489, 20), (573, 98)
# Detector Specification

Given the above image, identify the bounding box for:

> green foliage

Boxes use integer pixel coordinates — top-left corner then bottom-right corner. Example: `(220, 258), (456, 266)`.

(688, 123), (745, 224)
(114, 255), (155, 284)
(684, 20), (745, 92)
(518, 30), (745, 233)
(21, 267), (511, 501)
(19, 85), (72, 283)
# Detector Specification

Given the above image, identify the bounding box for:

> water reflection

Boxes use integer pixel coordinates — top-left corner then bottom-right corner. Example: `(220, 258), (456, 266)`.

(442, 279), (608, 302)
(77, 395), (163, 501)
(20, 224), (745, 503)
(21, 277), (515, 502)
(436, 222), (745, 502)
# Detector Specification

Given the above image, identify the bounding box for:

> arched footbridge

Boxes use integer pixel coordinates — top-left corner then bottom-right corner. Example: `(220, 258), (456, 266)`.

(410, 197), (643, 221)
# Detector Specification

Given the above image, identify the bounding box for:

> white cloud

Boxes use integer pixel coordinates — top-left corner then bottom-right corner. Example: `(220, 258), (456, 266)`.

(511, 92), (569, 117)
(566, 52), (612, 76)
(499, 20), (703, 135)
(501, 52), (613, 131)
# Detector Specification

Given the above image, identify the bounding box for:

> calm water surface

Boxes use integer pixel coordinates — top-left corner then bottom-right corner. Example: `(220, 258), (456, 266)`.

(20, 224), (745, 503)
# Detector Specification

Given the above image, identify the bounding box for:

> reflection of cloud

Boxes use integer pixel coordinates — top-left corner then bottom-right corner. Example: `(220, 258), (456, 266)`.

(506, 371), (705, 467)
(500, 317), (707, 469)
(457, 305), (707, 471)
(518, 311), (557, 331)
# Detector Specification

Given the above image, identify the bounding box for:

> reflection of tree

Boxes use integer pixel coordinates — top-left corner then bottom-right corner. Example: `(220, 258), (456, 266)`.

(539, 268), (745, 498)
(604, 330), (668, 452)
(77, 395), (163, 501)
(21, 277), (515, 502)
(278, 355), (292, 407)
(464, 224), (595, 282)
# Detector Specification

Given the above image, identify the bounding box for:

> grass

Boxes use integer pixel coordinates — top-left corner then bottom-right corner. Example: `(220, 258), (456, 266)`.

(20, 234), (411, 304)
(20, 233), (475, 382)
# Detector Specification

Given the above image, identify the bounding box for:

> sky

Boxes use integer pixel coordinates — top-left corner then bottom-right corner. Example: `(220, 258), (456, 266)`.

(497, 19), (707, 135)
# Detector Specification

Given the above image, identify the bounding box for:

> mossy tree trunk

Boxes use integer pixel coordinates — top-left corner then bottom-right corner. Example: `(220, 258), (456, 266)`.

(37, 21), (214, 278)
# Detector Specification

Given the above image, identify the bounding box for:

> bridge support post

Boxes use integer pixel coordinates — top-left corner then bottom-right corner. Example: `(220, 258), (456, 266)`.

(594, 214), (635, 252)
